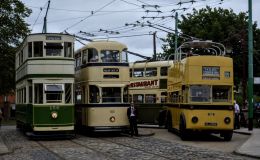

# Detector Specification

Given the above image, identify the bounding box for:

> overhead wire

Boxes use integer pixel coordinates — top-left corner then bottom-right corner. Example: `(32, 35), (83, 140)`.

(64, 0), (118, 31)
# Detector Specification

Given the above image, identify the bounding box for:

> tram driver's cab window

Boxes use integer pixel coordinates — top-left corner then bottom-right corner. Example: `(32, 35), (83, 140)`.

(45, 84), (63, 103)
(133, 94), (144, 103)
(101, 50), (119, 62)
(102, 87), (121, 103)
(89, 85), (100, 103)
(145, 94), (156, 103)
(45, 43), (63, 56)
(190, 85), (210, 102)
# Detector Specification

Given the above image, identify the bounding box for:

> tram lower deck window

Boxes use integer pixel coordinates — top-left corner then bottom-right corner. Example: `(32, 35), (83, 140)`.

(102, 87), (121, 103)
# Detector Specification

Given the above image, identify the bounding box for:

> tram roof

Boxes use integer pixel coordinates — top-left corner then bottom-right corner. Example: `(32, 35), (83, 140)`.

(16, 33), (74, 52)
(130, 60), (173, 68)
(79, 40), (127, 51)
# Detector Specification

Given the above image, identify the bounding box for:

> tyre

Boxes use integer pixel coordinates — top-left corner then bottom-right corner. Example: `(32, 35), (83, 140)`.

(223, 131), (233, 141)
(179, 116), (188, 140)
(167, 113), (172, 132)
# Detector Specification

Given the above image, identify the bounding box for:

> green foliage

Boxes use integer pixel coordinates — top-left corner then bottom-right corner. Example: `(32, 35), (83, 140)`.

(161, 6), (260, 89)
(0, 0), (31, 95)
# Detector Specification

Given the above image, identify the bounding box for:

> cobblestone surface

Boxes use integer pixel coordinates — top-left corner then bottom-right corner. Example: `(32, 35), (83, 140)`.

(0, 128), (255, 160)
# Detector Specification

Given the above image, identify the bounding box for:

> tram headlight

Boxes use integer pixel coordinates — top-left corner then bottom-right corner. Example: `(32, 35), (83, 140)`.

(51, 111), (58, 119)
(110, 116), (116, 122)
(224, 117), (231, 124)
(191, 116), (198, 123)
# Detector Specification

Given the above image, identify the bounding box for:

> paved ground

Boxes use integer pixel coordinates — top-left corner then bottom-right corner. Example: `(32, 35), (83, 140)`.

(144, 128), (250, 153)
(0, 126), (256, 160)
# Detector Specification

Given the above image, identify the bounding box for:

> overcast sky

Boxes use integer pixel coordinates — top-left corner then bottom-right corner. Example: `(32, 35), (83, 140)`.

(21, 0), (260, 61)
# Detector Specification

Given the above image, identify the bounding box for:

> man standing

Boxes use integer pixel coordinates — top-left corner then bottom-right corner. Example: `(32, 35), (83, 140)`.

(127, 103), (138, 136)
(234, 100), (240, 129)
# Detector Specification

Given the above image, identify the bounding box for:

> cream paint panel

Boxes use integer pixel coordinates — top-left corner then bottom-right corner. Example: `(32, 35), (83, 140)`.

(33, 126), (74, 131)
(86, 107), (129, 126)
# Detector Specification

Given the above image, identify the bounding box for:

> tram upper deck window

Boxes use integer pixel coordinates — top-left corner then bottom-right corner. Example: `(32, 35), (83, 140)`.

(190, 85), (210, 102)
(102, 87), (121, 103)
(45, 84), (63, 103)
(212, 86), (231, 102)
(45, 43), (63, 56)
(28, 42), (32, 57)
(133, 68), (144, 77)
(88, 48), (98, 62)
(122, 49), (128, 63)
(160, 67), (168, 76)
(64, 42), (73, 58)
(146, 67), (157, 77)
(34, 41), (43, 57)
(101, 50), (119, 62)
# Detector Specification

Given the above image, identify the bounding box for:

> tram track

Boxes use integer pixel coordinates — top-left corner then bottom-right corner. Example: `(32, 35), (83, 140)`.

(36, 141), (67, 160)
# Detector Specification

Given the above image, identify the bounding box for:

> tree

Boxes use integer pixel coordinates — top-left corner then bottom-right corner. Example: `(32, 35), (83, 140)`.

(0, 0), (31, 95)
(161, 6), (260, 91)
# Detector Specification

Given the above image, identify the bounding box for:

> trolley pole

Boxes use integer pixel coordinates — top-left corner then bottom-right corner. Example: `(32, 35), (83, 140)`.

(42, 0), (50, 33)
(174, 12), (178, 60)
(248, 0), (254, 131)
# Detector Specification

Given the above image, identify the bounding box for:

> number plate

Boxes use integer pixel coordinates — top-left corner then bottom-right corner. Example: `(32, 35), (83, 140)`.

(205, 122), (217, 126)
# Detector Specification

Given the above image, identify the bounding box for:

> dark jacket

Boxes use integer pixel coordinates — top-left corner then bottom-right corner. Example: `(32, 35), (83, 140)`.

(127, 106), (137, 119)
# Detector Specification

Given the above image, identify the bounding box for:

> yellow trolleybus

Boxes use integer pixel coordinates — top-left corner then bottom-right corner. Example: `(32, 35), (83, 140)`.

(166, 40), (234, 141)
(75, 40), (129, 132)
(129, 60), (173, 124)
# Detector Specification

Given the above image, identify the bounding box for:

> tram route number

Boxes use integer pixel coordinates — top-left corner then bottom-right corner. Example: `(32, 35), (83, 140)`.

(50, 106), (60, 110)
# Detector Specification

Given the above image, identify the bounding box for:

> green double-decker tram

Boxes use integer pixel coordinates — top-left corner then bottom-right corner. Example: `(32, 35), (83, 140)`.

(15, 33), (75, 137)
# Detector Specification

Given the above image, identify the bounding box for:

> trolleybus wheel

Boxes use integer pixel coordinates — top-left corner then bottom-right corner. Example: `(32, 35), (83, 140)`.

(179, 116), (188, 140)
(222, 131), (233, 141)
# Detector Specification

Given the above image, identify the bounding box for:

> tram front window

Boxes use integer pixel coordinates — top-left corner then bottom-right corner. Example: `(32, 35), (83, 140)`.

(101, 50), (120, 62)
(45, 84), (63, 103)
(190, 85), (210, 102)
(122, 49), (128, 63)
(102, 87), (121, 103)
(212, 86), (231, 102)
(45, 43), (62, 56)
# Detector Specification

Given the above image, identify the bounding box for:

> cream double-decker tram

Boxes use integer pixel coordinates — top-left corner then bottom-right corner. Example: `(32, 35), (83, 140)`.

(75, 40), (130, 132)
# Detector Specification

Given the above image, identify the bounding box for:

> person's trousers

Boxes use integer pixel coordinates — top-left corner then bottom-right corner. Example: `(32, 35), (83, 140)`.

(129, 116), (138, 136)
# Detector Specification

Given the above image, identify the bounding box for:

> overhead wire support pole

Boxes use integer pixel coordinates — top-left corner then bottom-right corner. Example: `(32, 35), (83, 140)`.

(42, 0), (50, 33)
(153, 32), (157, 60)
(248, 0), (254, 131)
